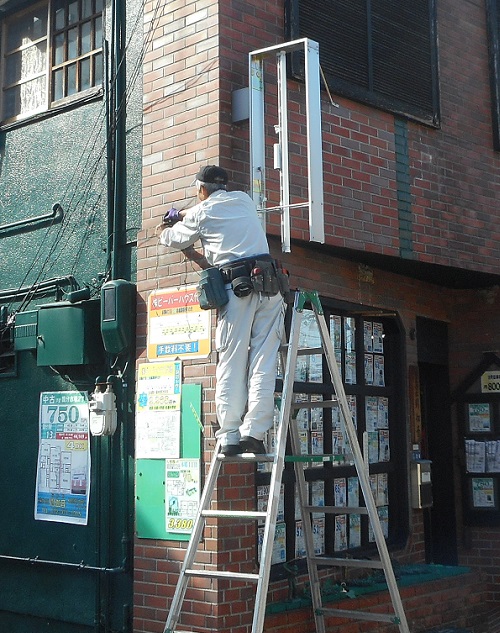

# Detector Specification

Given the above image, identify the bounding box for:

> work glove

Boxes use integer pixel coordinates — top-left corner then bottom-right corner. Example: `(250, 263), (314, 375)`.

(163, 208), (181, 227)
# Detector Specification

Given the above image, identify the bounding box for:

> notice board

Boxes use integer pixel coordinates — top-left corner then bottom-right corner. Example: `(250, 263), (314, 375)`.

(135, 383), (202, 540)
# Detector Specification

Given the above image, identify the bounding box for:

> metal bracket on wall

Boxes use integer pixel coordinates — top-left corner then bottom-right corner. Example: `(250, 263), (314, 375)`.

(0, 203), (64, 238)
(249, 38), (325, 252)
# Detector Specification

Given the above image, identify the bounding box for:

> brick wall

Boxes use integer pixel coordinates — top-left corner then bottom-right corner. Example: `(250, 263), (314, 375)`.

(265, 571), (489, 633)
(137, 0), (500, 631)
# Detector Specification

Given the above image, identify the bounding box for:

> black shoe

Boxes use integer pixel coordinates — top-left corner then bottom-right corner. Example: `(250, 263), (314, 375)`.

(239, 436), (266, 454)
(221, 444), (243, 456)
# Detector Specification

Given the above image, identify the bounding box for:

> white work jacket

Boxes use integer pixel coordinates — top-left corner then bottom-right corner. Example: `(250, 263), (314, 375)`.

(159, 190), (270, 267)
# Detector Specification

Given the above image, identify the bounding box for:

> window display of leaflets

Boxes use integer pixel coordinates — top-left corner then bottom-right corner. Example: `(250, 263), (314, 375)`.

(369, 506), (389, 541)
(330, 315), (342, 364)
(331, 400), (345, 458)
(309, 353), (323, 383)
(296, 309), (323, 383)
(486, 441), (500, 472)
(374, 355), (385, 387)
(365, 396), (379, 431)
(367, 431), (379, 463)
(468, 403), (491, 432)
(312, 517), (325, 555)
(332, 428), (345, 458)
(311, 480), (325, 517)
(369, 474), (377, 502)
(258, 521), (286, 565)
(334, 477), (347, 506)
(347, 476), (359, 507)
(344, 317), (356, 351)
(377, 473), (389, 506)
(347, 395), (358, 428)
(379, 429), (390, 462)
(465, 439), (486, 473)
(334, 514), (348, 551)
(295, 520), (306, 557)
(349, 514), (361, 549)
(257, 484), (284, 525)
(298, 430), (309, 456)
(345, 352), (357, 384)
(373, 322), (384, 353)
(310, 395), (323, 431)
(364, 321), (373, 352)
(364, 354), (374, 385)
(295, 354), (308, 382)
(258, 427), (276, 473)
(311, 430), (324, 467)
(378, 396), (389, 428)
(295, 393), (309, 430)
(471, 478), (495, 508)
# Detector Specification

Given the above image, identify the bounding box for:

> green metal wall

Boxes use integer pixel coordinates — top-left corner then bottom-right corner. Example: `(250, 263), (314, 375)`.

(0, 1), (142, 630)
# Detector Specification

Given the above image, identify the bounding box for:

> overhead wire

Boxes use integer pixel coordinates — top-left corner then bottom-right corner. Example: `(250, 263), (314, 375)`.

(9, 0), (212, 314)
(9, 0), (166, 312)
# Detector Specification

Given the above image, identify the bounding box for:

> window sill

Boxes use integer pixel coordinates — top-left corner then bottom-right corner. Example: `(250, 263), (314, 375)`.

(0, 87), (104, 132)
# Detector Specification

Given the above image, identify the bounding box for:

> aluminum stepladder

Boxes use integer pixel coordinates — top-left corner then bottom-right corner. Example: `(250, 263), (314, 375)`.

(164, 289), (410, 633)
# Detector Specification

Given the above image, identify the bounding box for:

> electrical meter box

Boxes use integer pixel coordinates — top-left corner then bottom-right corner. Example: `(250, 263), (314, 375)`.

(14, 310), (38, 351)
(36, 300), (104, 366)
(100, 279), (136, 355)
(411, 459), (433, 509)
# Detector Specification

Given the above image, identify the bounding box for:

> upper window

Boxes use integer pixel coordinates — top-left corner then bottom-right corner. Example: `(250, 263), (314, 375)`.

(1, 0), (103, 125)
(286, 0), (439, 126)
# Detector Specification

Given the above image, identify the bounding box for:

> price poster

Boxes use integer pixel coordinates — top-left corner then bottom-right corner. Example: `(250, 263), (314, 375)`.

(136, 361), (182, 458)
(147, 286), (211, 361)
(165, 459), (200, 533)
(35, 392), (90, 525)
(471, 477), (495, 508)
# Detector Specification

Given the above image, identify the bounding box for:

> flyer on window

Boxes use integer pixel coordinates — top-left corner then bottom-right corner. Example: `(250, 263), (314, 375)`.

(35, 391), (91, 525)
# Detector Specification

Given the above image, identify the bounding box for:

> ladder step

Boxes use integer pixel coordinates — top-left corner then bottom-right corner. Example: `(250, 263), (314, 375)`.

(309, 556), (384, 569)
(317, 607), (400, 624)
(291, 399), (338, 409)
(185, 569), (259, 582)
(280, 344), (324, 356)
(217, 453), (275, 463)
(202, 510), (267, 520)
(302, 504), (369, 515)
(284, 454), (345, 464)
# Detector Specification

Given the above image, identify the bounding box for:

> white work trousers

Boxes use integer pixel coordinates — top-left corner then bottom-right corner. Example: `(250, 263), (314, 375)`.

(214, 289), (285, 445)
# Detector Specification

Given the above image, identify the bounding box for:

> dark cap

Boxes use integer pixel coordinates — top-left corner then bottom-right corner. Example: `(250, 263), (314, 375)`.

(195, 165), (228, 185)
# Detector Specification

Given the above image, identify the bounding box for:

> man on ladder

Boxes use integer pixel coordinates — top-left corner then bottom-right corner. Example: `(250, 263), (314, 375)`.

(158, 164), (288, 456)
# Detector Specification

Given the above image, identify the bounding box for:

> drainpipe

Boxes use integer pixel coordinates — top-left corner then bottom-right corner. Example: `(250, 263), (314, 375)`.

(99, 2), (128, 630)
(111, 0), (127, 282)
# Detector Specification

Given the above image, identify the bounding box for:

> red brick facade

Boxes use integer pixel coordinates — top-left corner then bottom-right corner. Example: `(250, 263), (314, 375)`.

(136, 0), (500, 631)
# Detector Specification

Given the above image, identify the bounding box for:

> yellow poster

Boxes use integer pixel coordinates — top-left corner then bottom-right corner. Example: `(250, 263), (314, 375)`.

(147, 286), (211, 361)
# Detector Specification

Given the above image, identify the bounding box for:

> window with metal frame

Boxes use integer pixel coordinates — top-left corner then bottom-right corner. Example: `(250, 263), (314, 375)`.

(0, 0), (103, 124)
(286, 0), (439, 127)
(261, 298), (409, 574)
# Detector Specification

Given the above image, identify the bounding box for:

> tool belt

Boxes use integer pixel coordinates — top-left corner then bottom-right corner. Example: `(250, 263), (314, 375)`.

(220, 254), (289, 298)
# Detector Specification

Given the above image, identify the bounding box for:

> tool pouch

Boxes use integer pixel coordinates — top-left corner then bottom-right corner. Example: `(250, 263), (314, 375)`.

(229, 265), (254, 298)
(197, 267), (229, 310)
(275, 261), (290, 297)
(251, 259), (280, 296)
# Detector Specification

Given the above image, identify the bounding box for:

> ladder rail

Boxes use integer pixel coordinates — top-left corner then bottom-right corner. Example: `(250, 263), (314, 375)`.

(251, 292), (303, 633)
(279, 299), (326, 633)
(309, 295), (411, 633)
(163, 439), (224, 633)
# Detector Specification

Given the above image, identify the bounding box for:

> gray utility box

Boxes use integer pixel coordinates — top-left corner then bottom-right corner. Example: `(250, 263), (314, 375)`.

(411, 459), (433, 509)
